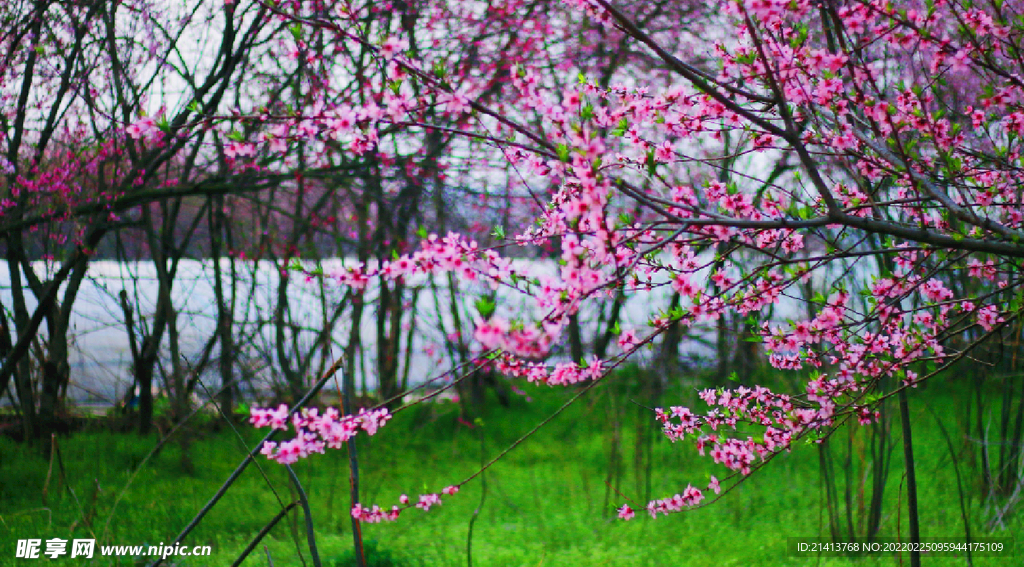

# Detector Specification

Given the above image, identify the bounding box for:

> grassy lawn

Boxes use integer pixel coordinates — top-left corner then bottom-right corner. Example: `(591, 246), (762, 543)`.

(1, 375), (1020, 566)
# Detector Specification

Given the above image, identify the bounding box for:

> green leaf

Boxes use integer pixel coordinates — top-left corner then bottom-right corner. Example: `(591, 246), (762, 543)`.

(556, 143), (570, 163)
(581, 103), (594, 121)
(492, 225), (506, 240)
(610, 117), (628, 137)
(156, 116), (171, 133)
(475, 296), (496, 318)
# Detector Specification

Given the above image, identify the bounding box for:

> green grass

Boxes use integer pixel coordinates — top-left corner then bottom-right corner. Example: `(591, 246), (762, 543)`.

(1, 374), (1020, 566)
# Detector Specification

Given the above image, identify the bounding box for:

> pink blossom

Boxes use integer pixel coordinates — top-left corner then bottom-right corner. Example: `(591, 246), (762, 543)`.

(977, 305), (1004, 332)
(126, 116), (161, 141)
(617, 329), (640, 352)
(380, 36), (408, 60)
(438, 90), (471, 115)
(416, 493), (441, 511)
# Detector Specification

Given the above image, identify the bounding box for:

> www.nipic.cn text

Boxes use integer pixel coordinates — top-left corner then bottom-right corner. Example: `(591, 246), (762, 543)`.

(15, 539), (212, 560)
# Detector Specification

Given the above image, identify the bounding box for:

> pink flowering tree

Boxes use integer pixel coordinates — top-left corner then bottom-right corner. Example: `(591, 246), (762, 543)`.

(30, 0), (1013, 564)
(0, 0), (300, 437)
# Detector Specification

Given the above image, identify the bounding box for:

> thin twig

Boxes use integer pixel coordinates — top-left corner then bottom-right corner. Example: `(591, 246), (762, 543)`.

(467, 421), (487, 567)
(286, 466), (321, 567)
(230, 502), (299, 567)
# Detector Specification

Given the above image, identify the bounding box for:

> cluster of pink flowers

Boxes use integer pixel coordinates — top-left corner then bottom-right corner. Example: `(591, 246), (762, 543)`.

(618, 476), (721, 521)
(349, 486), (460, 523)
(977, 305), (1005, 332)
(350, 504), (400, 523)
(656, 386), (806, 464)
(251, 405), (392, 465)
(644, 485), (705, 519)
(473, 317), (559, 359)
(492, 353), (605, 387)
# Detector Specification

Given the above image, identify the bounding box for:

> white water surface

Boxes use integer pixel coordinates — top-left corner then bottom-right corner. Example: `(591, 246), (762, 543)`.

(1, 255), (829, 407)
